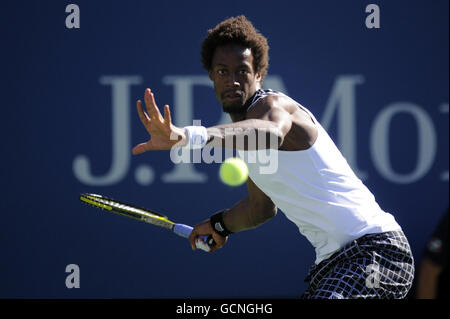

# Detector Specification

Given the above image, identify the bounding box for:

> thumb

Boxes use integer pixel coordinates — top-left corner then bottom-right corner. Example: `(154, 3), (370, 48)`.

(132, 143), (150, 155)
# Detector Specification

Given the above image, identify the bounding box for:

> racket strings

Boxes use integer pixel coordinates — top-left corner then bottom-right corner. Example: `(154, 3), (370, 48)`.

(85, 194), (167, 217)
(80, 193), (175, 229)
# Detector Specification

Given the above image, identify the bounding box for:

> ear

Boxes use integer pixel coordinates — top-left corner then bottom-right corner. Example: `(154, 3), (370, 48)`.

(255, 72), (262, 86)
(209, 70), (214, 81)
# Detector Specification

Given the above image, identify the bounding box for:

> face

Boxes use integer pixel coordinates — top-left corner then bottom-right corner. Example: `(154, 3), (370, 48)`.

(209, 44), (262, 114)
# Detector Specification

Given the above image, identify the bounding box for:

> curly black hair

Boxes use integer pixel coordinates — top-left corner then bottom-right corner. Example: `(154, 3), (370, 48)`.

(201, 15), (270, 81)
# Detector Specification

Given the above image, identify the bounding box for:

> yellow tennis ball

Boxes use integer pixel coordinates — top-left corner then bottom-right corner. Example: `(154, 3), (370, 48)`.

(219, 157), (248, 186)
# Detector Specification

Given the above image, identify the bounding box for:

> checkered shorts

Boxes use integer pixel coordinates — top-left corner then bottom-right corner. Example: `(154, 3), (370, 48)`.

(300, 230), (415, 299)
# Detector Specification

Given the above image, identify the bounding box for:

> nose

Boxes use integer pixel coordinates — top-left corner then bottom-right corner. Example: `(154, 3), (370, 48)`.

(226, 73), (240, 88)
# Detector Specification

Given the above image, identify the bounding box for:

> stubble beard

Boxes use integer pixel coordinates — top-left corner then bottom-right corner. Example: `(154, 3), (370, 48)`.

(221, 93), (248, 115)
(222, 103), (247, 115)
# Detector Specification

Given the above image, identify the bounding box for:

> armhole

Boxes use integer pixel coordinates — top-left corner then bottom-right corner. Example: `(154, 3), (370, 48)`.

(297, 103), (317, 126)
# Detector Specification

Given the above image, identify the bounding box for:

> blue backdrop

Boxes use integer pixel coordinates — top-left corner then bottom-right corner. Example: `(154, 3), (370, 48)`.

(1, 0), (448, 298)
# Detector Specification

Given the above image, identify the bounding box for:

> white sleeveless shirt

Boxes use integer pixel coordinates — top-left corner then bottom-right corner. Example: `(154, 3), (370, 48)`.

(240, 90), (401, 264)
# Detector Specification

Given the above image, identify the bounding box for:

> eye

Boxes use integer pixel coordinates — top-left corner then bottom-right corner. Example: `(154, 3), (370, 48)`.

(239, 69), (249, 75)
(217, 69), (226, 75)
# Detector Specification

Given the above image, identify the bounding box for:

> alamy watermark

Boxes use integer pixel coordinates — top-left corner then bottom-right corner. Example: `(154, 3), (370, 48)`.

(365, 264), (380, 288)
(65, 264), (80, 289)
(65, 4), (80, 29)
(365, 4), (380, 29)
(169, 120), (280, 175)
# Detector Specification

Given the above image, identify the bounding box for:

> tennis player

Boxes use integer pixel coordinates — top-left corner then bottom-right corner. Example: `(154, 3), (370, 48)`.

(132, 16), (415, 299)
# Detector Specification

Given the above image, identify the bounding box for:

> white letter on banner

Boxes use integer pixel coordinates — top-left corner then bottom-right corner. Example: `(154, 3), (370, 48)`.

(161, 76), (210, 183)
(162, 75), (287, 182)
(321, 75), (367, 179)
(73, 76), (142, 185)
(370, 102), (436, 184)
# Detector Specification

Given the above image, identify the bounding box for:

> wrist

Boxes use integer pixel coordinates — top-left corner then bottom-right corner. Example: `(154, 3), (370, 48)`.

(184, 125), (208, 149)
(170, 125), (188, 147)
(210, 210), (233, 237)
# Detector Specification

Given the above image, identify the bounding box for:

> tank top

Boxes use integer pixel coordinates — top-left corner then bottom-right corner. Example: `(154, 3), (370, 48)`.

(240, 89), (401, 264)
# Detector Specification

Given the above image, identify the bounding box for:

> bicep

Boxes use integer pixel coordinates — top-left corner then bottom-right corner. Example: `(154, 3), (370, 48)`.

(266, 106), (292, 138)
(247, 96), (293, 145)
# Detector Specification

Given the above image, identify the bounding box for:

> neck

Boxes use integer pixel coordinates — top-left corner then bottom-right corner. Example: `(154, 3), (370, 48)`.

(227, 88), (261, 122)
(229, 112), (246, 122)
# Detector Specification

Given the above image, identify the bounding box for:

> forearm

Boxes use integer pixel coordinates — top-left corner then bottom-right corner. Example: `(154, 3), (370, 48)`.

(416, 258), (441, 299)
(206, 119), (283, 150)
(222, 196), (277, 233)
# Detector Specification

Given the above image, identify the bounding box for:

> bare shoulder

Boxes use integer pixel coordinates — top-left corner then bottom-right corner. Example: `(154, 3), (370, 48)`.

(246, 94), (313, 121)
(246, 93), (318, 150)
(245, 94), (294, 119)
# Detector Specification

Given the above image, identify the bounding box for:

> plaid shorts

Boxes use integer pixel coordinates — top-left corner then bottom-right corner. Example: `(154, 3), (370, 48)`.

(300, 230), (415, 299)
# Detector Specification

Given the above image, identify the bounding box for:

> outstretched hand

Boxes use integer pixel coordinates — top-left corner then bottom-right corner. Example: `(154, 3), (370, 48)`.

(132, 88), (186, 154)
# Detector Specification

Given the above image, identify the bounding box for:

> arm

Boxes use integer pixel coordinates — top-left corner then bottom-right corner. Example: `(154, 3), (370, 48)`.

(205, 105), (292, 150)
(188, 177), (277, 252)
(223, 177), (277, 232)
(416, 211), (448, 299)
(131, 89), (293, 154)
(416, 257), (442, 299)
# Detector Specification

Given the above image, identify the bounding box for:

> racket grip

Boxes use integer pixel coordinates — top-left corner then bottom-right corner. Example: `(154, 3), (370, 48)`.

(173, 224), (216, 252)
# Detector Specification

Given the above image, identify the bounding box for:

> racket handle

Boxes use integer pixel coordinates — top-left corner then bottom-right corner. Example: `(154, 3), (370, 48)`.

(173, 224), (216, 252)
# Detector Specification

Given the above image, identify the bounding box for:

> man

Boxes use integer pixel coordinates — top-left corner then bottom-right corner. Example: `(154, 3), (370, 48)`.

(132, 15), (414, 299)
(416, 209), (448, 299)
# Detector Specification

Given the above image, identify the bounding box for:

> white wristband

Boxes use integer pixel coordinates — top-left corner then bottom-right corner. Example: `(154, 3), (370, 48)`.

(184, 126), (208, 149)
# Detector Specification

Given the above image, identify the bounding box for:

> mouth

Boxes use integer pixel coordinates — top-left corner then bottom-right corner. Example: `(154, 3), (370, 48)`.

(222, 90), (244, 101)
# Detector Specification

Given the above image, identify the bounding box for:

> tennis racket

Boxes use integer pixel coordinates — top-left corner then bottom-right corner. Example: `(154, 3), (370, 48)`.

(79, 193), (215, 252)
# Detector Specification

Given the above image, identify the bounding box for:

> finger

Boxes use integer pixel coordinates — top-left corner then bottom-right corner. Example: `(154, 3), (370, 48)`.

(145, 89), (161, 119)
(132, 142), (150, 155)
(188, 230), (197, 251)
(163, 105), (172, 127)
(137, 100), (151, 127)
(209, 243), (219, 253)
(209, 239), (224, 253)
(211, 232), (226, 249)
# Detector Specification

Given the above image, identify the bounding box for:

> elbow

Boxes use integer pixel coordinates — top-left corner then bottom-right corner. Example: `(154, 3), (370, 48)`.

(265, 126), (286, 149)
(267, 205), (277, 219)
(274, 120), (291, 149)
(276, 132), (284, 149)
